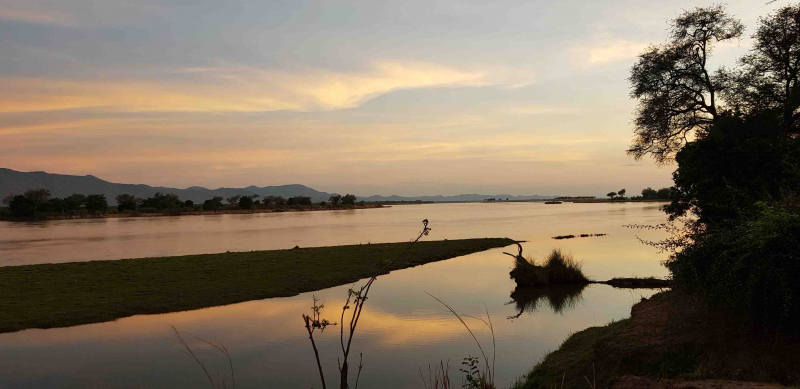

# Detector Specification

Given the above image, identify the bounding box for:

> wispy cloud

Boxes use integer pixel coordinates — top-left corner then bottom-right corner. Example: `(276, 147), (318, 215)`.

(0, 61), (535, 114)
(573, 40), (648, 67)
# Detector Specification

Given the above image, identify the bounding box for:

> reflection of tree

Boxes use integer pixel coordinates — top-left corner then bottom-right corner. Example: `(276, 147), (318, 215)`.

(507, 284), (588, 319)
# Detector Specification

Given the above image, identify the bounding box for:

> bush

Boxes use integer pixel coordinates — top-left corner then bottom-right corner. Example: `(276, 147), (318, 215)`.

(510, 249), (588, 287)
(668, 201), (800, 330)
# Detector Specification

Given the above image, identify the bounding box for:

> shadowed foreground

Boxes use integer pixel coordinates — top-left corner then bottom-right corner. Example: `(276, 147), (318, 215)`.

(0, 238), (515, 334)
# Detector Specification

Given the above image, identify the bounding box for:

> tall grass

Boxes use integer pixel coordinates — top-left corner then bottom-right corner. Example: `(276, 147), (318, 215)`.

(507, 244), (589, 286)
(543, 249), (587, 283)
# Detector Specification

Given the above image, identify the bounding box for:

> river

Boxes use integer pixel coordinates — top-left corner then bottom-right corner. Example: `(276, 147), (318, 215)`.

(0, 202), (669, 388)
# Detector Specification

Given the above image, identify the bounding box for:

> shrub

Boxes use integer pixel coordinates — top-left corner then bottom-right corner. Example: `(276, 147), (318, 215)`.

(667, 201), (800, 330)
(509, 248), (588, 286)
(543, 250), (586, 283)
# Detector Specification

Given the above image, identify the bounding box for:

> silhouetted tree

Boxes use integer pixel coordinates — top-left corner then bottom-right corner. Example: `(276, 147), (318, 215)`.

(9, 195), (35, 217)
(617, 189), (626, 198)
(722, 4), (800, 142)
(656, 187), (672, 200)
(85, 194), (108, 214)
(116, 194), (138, 212)
(329, 194), (342, 206)
(64, 194), (86, 211)
(238, 196), (254, 209)
(641, 187), (658, 199)
(606, 192), (617, 199)
(226, 195), (242, 207)
(341, 194), (357, 205)
(203, 196), (224, 211)
(628, 5), (743, 163)
(184, 200), (194, 208)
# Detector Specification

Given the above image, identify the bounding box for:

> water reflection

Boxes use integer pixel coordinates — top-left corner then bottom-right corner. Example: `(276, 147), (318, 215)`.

(0, 203), (670, 388)
(507, 284), (588, 318)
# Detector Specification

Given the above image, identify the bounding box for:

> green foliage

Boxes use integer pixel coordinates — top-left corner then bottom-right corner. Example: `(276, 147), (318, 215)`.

(668, 201), (800, 330)
(0, 238), (514, 333)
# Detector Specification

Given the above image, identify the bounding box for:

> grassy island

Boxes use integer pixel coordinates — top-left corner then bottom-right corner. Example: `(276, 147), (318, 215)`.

(0, 238), (515, 334)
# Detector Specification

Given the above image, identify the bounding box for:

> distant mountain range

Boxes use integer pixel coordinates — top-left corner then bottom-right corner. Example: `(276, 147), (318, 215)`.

(0, 168), (556, 204)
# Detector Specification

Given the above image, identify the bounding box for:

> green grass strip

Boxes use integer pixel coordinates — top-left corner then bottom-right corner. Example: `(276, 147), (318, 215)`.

(0, 238), (515, 333)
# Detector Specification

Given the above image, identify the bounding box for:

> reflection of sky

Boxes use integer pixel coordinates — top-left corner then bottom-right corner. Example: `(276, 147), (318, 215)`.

(0, 248), (659, 389)
(0, 202), (671, 273)
(0, 203), (667, 387)
(0, 1), (779, 195)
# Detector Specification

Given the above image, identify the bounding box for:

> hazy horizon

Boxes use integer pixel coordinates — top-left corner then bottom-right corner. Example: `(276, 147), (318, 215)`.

(1, 1), (779, 196)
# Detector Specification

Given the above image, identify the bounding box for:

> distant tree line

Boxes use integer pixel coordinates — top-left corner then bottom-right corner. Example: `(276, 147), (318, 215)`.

(2, 189), (108, 217)
(1, 189), (365, 218)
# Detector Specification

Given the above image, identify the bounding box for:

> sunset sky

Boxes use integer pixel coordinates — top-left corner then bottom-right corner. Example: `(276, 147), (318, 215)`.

(0, 0), (778, 196)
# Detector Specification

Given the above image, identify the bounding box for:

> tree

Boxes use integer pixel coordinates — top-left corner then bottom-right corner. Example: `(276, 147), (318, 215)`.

(226, 195), (242, 207)
(329, 194), (342, 206)
(341, 194), (357, 205)
(116, 194), (138, 212)
(617, 189), (626, 198)
(184, 200), (194, 208)
(656, 187), (672, 200)
(722, 4), (800, 142)
(85, 194), (108, 214)
(203, 197), (224, 211)
(23, 188), (51, 212)
(238, 196), (254, 209)
(47, 197), (66, 213)
(273, 196), (287, 206)
(9, 195), (35, 217)
(628, 5), (744, 164)
(606, 192), (617, 199)
(63, 194), (86, 211)
(297, 196), (312, 206)
(641, 187), (658, 199)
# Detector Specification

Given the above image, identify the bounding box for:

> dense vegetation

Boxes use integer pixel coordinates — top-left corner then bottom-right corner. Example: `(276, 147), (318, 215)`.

(515, 4), (800, 388)
(626, 3), (800, 332)
(0, 238), (515, 333)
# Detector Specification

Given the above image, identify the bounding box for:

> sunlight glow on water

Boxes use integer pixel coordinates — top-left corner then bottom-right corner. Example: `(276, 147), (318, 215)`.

(0, 202), (669, 388)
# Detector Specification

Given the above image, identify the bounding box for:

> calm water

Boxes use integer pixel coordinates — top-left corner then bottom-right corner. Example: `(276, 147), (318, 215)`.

(0, 202), (669, 388)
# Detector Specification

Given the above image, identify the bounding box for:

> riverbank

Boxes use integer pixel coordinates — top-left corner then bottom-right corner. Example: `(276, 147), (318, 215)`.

(511, 291), (799, 389)
(0, 203), (385, 221)
(0, 238), (515, 334)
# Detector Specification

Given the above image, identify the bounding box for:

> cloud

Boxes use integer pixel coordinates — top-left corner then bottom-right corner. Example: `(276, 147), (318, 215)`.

(0, 61), (535, 114)
(574, 40), (648, 66)
(0, 4), (77, 26)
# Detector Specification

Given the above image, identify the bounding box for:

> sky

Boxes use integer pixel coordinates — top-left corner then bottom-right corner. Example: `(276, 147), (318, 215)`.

(0, 0), (782, 196)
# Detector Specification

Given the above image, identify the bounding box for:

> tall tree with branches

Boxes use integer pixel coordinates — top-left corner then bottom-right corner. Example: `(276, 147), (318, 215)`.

(628, 4), (744, 164)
